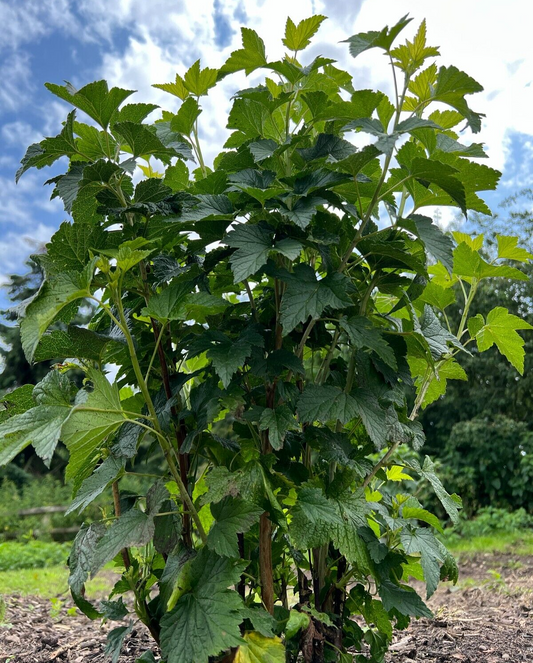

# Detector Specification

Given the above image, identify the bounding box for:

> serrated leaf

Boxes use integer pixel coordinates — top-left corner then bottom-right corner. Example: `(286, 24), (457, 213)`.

(453, 241), (528, 281)
(180, 194), (233, 221)
(341, 317), (397, 369)
(497, 235), (533, 262)
(283, 15), (327, 51)
(297, 385), (358, 426)
(249, 139), (278, 162)
(92, 508), (155, 573)
(113, 122), (173, 160)
(378, 580), (432, 618)
(280, 265), (353, 333)
(62, 371), (126, 481)
(258, 405), (297, 450)
(99, 597), (129, 621)
(0, 371), (74, 467)
(409, 456), (462, 524)
(400, 527), (444, 598)
(344, 15), (412, 59)
(402, 506), (443, 534)
(69, 522), (106, 595)
(235, 631), (285, 663)
(142, 279), (192, 321)
(208, 497), (263, 557)
(153, 74), (189, 100)
(160, 548), (245, 663)
(0, 385), (35, 424)
(183, 60), (218, 97)
(472, 306), (533, 374)
(16, 111), (79, 181)
(67, 455), (125, 514)
(46, 80), (134, 129)
(290, 486), (343, 549)
(400, 214), (454, 272)
(226, 223), (274, 283)
(220, 28), (268, 76)
(297, 134), (356, 163)
(171, 97), (202, 135)
(105, 623), (134, 663)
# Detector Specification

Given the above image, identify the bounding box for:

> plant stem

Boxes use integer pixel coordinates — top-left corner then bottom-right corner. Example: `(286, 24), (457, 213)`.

(114, 292), (206, 543)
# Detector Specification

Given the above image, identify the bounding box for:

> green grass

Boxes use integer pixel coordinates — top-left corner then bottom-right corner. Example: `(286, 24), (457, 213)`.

(0, 564), (115, 598)
(445, 530), (533, 556)
(0, 540), (70, 572)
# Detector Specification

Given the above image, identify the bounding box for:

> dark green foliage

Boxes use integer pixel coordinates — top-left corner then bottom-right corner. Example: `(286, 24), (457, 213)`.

(2, 14), (530, 663)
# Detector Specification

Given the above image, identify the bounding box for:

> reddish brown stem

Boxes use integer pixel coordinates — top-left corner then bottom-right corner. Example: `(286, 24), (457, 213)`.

(112, 481), (131, 569)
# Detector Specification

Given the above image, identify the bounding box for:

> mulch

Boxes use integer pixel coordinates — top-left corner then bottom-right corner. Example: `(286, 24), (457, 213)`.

(1, 552), (532, 662)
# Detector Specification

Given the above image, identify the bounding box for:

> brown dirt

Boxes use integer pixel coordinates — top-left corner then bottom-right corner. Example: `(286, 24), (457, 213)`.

(385, 552), (533, 663)
(0, 553), (532, 662)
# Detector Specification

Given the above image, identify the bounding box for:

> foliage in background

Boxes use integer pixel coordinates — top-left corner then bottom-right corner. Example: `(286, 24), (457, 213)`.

(0, 540), (69, 571)
(1, 14), (531, 663)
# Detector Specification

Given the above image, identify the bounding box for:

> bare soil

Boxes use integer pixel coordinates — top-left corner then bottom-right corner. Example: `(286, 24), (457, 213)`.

(0, 552), (532, 662)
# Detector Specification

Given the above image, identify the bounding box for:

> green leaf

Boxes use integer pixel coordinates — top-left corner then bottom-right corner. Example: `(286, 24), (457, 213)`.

(283, 15), (327, 51)
(285, 610), (310, 639)
(297, 134), (356, 163)
(111, 103), (159, 125)
(92, 508), (155, 573)
(297, 385), (358, 426)
(344, 15), (412, 59)
(220, 28), (268, 76)
(249, 139), (278, 163)
(234, 632), (285, 663)
(153, 74), (189, 100)
(378, 580), (432, 618)
(410, 456), (462, 524)
(0, 371), (73, 467)
(401, 527), (444, 598)
(105, 623), (134, 663)
(113, 122), (174, 160)
(226, 223), (274, 283)
(164, 162), (189, 191)
(471, 306), (533, 374)
(183, 60), (218, 97)
(453, 241), (528, 281)
(280, 265), (353, 333)
(34, 326), (118, 363)
(258, 405), (298, 450)
(402, 506), (443, 534)
(497, 236), (533, 262)
(61, 371), (126, 481)
(408, 158), (466, 214)
(290, 486), (343, 549)
(390, 19), (440, 75)
(0, 385), (35, 424)
(419, 306), (463, 359)
(400, 214), (454, 272)
(69, 522), (106, 595)
(45, 80), (134, 129)
(159, 548), (245, 663)
(171, 98), (202, 135)
(180, 194), (233, 221)
(207, 497), (263, 557)
(417, 282), (455, 311)
(341, 317), (397, 369)
(43, 221), (106, 275)
(142, 279), (192, 321)
(99, 597), (129, 621)
(281, 196), (327, 229)
(16, 111), (78, 181)
(67, 455), (125, 514)
(20, 259), (97, 361)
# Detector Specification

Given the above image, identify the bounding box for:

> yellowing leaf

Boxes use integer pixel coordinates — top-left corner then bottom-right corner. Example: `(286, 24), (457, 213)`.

(386, 465), (414, 482)
(452, 231), (483, 250)
(497, 235), (533, 262)
(235, 632), (285, 663)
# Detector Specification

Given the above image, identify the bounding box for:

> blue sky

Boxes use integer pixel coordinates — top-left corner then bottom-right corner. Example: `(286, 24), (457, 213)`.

(1, 0), (532, 309)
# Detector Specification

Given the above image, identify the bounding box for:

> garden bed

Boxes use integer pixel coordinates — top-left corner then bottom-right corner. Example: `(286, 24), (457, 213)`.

(1, 552), (532, 662)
